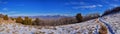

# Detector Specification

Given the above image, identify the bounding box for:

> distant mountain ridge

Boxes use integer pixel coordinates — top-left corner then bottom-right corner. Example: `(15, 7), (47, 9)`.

(10, 15), (74, 20)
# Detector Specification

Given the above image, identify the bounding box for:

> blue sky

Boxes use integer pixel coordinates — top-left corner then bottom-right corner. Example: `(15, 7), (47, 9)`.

(0, 0), (120, 16)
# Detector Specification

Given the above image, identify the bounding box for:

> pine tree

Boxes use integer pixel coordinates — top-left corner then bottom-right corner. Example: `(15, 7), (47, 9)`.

(3, 15), (9, 20)
(76, 13), (83, 22)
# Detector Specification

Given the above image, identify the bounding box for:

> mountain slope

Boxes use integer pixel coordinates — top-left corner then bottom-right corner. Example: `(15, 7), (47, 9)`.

(102, 12), (120, 34)
(0, 13), (120, 34)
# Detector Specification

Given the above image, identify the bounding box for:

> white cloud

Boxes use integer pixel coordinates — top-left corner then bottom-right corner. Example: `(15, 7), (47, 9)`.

(0, 8), (18, 15)
(110, 4), (120, 7)
(72, 4), (103, 9)
(8, 13), (42, 16)
(7, 11), (18, 14)
(73, 5), (96, 9)
(65, 1), (87, 5)
(0, 11), (17, 15)
(8, 14), (31, 16)
(65, 1), (103, 9)
(113, 5), (119, 7)
(81, 5), (96, 8)
(2, 8), (18, 14)
(3, 8), (8, 11)
(97, 4), (103, 7)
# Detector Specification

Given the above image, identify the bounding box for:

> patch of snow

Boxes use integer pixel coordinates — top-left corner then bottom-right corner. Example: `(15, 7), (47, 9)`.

(103, 13), (120, 34)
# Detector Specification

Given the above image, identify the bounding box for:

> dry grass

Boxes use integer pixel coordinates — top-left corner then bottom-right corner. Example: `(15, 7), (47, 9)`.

(99, 25), (108, 34)
(95, 18), (108, 34)
(0, 18), (15, 23)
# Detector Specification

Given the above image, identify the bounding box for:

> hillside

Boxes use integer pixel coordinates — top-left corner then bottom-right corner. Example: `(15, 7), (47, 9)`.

(102, 12), (120, 34)
(0, 13), (120, 34)
(0, 18), (103, 34)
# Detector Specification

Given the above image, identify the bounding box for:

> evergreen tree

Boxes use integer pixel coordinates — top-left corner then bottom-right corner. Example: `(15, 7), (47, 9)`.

(3, 15), (9, 20)
(75, 13), (83, 22)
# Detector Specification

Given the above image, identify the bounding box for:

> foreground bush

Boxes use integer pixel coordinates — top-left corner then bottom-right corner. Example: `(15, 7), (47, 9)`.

(23, 16), (32, 25)
(16, 16), (23, 23)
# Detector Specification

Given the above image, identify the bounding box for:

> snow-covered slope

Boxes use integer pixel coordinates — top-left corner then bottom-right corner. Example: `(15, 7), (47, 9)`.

(0, 19), (104, 34)
(0, 13), (120, 34)
(102, 12), (120, 34)
(35, 19), (101, 34)
(0, 23), (38, 34)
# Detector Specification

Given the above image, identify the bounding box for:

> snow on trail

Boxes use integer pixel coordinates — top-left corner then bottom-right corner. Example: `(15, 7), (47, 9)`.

(94, 25), (99, 34)
(99, 17), (115, 34)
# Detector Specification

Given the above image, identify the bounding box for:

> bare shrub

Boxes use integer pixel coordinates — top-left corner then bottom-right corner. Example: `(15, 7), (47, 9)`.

(32, 18), (42, 25)
(23, 16), (32, 25)
(83, 13), (100, 21)
(16, 16), (23, 23)
(58, 17), (77, 25)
